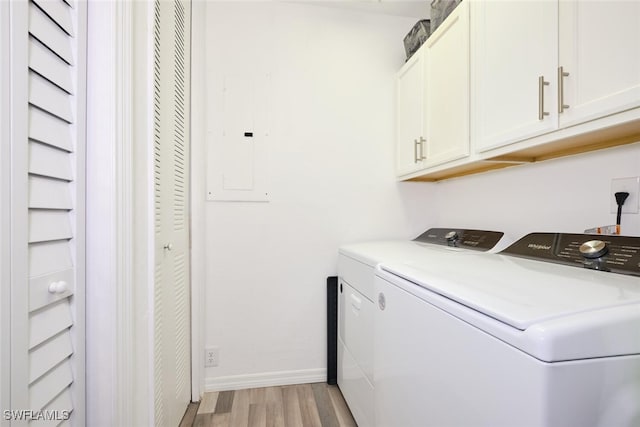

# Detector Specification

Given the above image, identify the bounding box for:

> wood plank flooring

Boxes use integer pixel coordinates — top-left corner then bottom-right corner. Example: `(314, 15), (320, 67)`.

(187, 383), (357, 427)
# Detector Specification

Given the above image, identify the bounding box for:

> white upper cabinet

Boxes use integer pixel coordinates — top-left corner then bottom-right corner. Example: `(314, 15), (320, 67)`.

(472, 0), (558, 153)
(396, 1), (469, 178)
(558, 1), (640, 128)
(397, 0), (640, 181)
(423, 1), (470, 168)
(472, 0), (640, 154)
(396, 50), (426, 176)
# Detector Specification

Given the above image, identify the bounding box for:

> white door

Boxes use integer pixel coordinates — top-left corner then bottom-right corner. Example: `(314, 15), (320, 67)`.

(472, 0), (558, 152)
(396, 50), (426, 176)
(558, 0), (640, 128)
(152, 1), (192, 425)
(5, 0), (87, 425)
(424, 1), (469, 168)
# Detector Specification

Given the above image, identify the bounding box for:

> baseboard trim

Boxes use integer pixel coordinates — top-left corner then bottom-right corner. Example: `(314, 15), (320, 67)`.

(205, 368), (327, 392)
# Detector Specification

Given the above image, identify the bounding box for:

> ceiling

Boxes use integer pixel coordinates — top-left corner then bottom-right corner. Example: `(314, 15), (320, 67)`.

(295, 1), (430, 19)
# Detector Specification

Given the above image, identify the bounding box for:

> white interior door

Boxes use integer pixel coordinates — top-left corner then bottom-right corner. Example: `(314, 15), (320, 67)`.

(152, 1), (192, 425)
(7, 0), (87, 425)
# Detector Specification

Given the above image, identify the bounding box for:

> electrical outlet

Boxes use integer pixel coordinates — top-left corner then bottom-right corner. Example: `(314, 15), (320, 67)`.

(205, 347), (219, 367)
(610, 177), (640, 214)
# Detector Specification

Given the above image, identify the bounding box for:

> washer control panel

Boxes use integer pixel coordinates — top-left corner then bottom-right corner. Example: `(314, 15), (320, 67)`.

(413, 228), (504, 251)
(501, 233), (640, 276)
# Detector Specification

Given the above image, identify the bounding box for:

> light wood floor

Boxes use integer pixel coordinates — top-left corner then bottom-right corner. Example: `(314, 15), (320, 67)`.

(180, 383), (357, 427)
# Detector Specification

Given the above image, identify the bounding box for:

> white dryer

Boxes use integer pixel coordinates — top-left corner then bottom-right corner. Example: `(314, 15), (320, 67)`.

(375, 232), (640, 427)
(337, 228), (510, 427)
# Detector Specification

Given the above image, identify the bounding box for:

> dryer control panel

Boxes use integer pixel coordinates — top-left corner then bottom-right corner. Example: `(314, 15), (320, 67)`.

(501, 233), (640, 277)
(413, 228), (504, 251)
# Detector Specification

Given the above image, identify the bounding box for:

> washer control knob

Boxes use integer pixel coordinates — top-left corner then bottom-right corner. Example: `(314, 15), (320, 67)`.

(445, 231), (458, 242)
(579, 240), (608, 259)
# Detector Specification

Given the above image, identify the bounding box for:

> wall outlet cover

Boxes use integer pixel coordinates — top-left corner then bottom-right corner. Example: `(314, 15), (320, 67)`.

(205, 347), (219, 367)
(610, 177), (640, 214)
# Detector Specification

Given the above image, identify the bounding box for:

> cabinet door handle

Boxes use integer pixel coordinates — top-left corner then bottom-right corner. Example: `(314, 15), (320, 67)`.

(414, 139), (420, 163)
(48, 281), (69, 294)
(538, 76), (550, 121)
(419, 137), (427, 160)
(558, 66), (570, 113)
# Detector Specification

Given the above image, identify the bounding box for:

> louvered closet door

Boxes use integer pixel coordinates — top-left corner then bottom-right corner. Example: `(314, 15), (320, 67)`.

(9, 0), (86, 425)
(152, 1), (191, 426)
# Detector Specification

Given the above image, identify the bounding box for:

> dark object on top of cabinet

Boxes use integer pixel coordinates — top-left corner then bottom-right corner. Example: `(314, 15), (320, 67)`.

(431, 0), (462, 34)
(403, 19), (430, 61)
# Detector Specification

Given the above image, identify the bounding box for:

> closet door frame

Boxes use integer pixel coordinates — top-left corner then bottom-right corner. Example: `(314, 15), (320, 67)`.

(9, 0), (30, 414)
(190, 0), (206, 403)
(86, 1), (199, 425)
(86, 1), (138, 426)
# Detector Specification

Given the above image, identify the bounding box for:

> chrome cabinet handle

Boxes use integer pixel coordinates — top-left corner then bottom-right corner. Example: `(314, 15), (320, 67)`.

(419, 136), (427, 160)
(558, 66), (570, 113)
(538, 76), (550, 121)
(414, 139), (420, 163)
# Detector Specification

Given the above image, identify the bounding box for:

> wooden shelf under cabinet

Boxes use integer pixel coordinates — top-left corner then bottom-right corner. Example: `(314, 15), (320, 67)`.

(406, 117), (640, 182)
(488, 118), (640, 164)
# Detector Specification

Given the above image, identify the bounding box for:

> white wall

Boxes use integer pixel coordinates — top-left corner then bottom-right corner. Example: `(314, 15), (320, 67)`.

(199, 2), (436, 389)
(198, 1), (640, 392)
(432, 142), (640, 239)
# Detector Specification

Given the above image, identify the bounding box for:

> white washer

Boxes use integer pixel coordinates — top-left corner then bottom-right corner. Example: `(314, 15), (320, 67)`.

(375, 232), (640, 427)
(337, 228), (510, 427)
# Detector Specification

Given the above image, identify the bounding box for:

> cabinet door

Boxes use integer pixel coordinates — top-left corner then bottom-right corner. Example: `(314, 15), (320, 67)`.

(424, 1), (470, 167)
(558, 1), (640, 128)
(472, 0), (558, 152)
(396, 50), (426, 176)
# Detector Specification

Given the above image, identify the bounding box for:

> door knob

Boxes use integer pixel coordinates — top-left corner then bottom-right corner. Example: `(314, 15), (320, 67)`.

(48, 281), (68, 294)
(163, 243), (173, 251)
